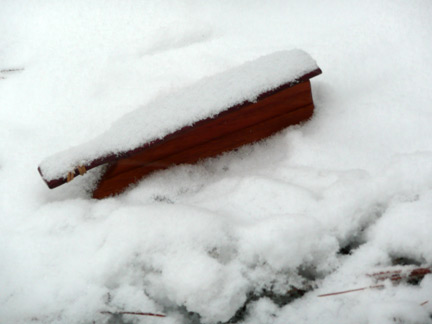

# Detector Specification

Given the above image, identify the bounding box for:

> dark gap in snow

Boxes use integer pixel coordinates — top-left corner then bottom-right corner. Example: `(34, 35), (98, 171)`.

(339, 202), (389, 256)
(391, 256), (422, 267)
(338, 242), (359, 256)
(153, 194), (174, 204)
(226, 286), (311, 324)
(390, 256), (428, 286)
(168, 306), (202, 324)
(338, 234), (364, 256)
(104, 313), (135, 324)
(406, 274), (427, 286)
(298, 265), (323, 281)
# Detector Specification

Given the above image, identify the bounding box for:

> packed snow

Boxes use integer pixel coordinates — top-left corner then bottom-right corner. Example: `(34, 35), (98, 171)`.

(1, 1), (432, 324)
(39, 49), (318, 182)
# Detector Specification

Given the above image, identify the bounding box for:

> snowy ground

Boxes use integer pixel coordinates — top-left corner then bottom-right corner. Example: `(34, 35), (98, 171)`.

(1, 1), (432, 323)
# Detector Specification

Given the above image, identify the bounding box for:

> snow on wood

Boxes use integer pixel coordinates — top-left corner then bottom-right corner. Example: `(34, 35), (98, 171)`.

(38, 49), (321, 191)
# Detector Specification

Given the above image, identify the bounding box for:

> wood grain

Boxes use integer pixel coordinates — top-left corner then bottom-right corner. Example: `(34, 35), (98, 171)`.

(93, 103), (314, 199)
(106, 81), (312, 178)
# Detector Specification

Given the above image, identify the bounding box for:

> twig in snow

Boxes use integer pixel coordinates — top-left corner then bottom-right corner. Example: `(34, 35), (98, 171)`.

(367, 267), (431, 284)
(0, 68), (24, 73)
(100, 310), (166, 317)
(318, 285), (385, 297)
(420, 300), (429, 306)
(0, 68), (24, 81)
(318, 268), (431, 298)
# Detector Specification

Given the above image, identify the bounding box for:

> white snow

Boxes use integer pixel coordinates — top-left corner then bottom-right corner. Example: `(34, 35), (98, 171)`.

(1, 1), (432, 324)
(38, 49), (318, 182)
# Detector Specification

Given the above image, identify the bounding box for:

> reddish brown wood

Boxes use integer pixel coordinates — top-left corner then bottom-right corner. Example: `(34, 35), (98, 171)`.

(106, 81), (312, 178)
(93, 103), (314, 199)
(39, 68), (321, 189)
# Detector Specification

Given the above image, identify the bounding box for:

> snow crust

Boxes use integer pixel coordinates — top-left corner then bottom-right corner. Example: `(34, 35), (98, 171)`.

(1, 1), (432, 324)
(38, 49), (318, 181)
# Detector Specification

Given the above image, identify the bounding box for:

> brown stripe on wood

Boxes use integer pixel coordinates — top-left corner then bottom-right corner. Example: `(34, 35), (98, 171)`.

(92, 103), (314, 199)
(106, 81), (312, 178)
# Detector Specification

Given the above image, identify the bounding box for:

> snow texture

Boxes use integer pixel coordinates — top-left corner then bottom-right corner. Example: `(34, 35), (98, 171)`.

(1, 1), (432, 324)
(38, 49), (318, 181)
